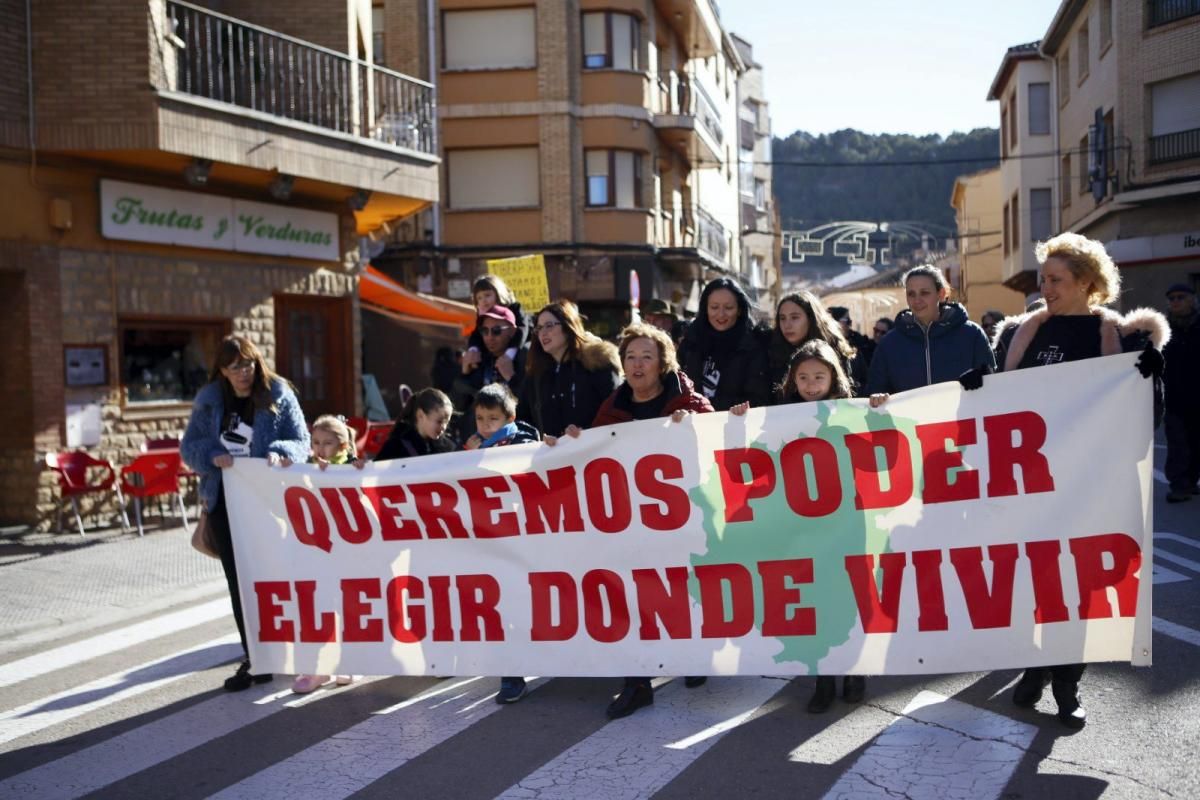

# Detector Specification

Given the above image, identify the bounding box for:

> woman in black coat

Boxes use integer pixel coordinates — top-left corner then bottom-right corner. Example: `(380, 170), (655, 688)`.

(519, 300), (621, 439)
(677, 278), (770, 411)
(987, 232), (1168, 730)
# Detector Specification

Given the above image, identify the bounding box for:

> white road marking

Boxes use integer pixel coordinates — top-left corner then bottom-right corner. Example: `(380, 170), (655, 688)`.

(0, 635), (239, 747)
(0, 599), (230, 690)
(0, 679), (340, 799)
(821, 690), (1037, 800)
(1153, 563), (1191, 584)
(1153, 549), (1200, 574)
(496, 677), (786, 800)
(1156, 532), (1200, 550)
(1154, 469), (1168, 485)
(1153, 616), (1200, 648)
(208, 677), (546, 800)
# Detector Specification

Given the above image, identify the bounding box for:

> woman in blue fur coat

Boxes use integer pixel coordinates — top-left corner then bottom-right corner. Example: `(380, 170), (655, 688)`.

(182, 335), (310, 692)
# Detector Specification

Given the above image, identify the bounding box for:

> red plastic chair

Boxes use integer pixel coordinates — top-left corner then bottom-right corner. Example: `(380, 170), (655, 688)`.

(120, 451), (191, 537)
(360, 422), (395, 458)
(45, 451), (128, 536)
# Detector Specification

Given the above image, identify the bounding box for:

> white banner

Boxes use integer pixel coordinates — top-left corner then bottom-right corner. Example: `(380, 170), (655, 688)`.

(99, 179), (339, 261)
(225, 353), (1154, 677)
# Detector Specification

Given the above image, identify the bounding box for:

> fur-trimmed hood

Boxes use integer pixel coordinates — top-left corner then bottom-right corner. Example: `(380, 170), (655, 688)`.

(993, 306), (1170, 372)
(578, 335), (622, 376)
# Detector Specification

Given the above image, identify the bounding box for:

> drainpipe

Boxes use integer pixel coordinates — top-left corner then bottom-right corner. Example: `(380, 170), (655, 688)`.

(427, 0), (441, 249)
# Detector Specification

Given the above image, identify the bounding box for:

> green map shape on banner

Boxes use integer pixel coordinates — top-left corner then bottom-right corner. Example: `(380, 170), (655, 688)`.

(689, 401), (922, 675)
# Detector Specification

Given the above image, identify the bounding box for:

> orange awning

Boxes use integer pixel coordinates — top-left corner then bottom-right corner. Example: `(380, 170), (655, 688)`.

(359, 266), (476, 335)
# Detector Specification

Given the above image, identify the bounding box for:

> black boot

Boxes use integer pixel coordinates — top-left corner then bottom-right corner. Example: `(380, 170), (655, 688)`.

(806, 676), (836, 713)
(1051, 679), (1087, 729)
(842, 675), (865, 704)
(224, 660), (273, 692)
(606, 679), (653, 719)
(1011, 668), (1050, 708)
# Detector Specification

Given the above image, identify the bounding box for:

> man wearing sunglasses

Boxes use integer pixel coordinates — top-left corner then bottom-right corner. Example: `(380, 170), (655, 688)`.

(1164, 283), (1199, 503)
(455, 305), (529, 439)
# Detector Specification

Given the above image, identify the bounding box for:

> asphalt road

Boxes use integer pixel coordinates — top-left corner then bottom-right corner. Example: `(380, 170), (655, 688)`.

(0, 443), (1196, 800)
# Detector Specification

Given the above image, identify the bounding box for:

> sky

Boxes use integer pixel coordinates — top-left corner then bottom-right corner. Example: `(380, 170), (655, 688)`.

(719, 0), (1064, 139)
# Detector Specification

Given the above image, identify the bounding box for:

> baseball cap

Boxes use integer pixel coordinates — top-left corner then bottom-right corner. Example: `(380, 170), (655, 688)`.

(1165, 283), (1195, 297)
(479, 306), (516, 326)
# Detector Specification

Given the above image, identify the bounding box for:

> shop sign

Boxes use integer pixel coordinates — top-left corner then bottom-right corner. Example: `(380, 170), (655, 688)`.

(100, 180), (339, 261)
(1106, 231), (1200, 265)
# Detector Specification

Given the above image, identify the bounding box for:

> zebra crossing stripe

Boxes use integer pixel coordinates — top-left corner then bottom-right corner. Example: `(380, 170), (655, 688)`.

(0, 680), (289, 799)
(496, 677), (786, 800)
(820, 690), (1037, 800)
(0, 599), (230, 690)
(207, 676), (547, 800)
(0, 635), (240, 747)
(1153, 616), (1200, 648)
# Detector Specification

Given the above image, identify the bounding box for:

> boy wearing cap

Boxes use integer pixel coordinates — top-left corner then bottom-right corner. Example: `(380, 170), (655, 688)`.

(1164, 283), (1200, 503)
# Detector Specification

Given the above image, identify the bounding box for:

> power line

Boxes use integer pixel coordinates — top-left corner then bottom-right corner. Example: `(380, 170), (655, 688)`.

(723, 143), (1128, 169)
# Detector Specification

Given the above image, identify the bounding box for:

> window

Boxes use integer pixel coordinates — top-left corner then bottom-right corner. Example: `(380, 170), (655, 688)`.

(1008, 91), (1018, 152)
(1103, 109), (1116, 180)
(1061, 154), (1072, 207)
(1002, 201), (1010, 256)
(582, 12), (640, 70)
(586, 150), (643, 208)
(1030, 188), (1053, 242)
(443, 8), (536, 70)
(1010, 192), (1020, 253)
(1058, 50), (1070, 105)
(1149, 72), (1200, 163)
(120, 319), (225, 403)
(1077, 22), (1089, 84)
(447, 147), (539, 209)
(371, 5), (385, 66)
(754, 179), (767, 211)
(1028, 83), (1050, 135)
(1100, 0), (1112, 51)
(1079, 134), (1090, 194)
(1000, 107), (1009, 157)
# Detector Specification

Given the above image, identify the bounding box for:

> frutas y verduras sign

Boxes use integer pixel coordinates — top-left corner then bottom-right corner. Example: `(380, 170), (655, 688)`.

(225, 354), (1155, 678)
(99, 179), (339, 261)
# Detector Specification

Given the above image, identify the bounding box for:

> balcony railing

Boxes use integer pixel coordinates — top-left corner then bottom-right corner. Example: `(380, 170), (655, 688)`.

(1147, 0), (1200, 27)
(657, 70), (723, 148)
(1149, 128), (1200, 164)
(695, 206), (728, 263)
(692, 81), (724, 147)
(164, 0), (435, 155)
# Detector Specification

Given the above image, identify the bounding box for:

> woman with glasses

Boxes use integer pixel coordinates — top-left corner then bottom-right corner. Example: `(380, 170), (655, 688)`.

(181, 335), (309, 692)
(521, 300), (621, 439)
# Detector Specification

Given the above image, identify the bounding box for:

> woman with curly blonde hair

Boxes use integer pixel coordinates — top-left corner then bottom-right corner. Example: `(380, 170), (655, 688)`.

(987, 231), (1169, 729)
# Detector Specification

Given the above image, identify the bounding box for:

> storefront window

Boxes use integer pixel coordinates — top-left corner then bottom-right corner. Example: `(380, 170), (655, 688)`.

(120, 320), (225, 403)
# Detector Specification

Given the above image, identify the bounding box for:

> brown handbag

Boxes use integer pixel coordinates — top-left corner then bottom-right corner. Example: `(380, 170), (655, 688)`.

(190, 510), (220, 559)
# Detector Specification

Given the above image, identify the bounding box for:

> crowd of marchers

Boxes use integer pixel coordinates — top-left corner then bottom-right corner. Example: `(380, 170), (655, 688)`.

(182, 230), (1196, 730)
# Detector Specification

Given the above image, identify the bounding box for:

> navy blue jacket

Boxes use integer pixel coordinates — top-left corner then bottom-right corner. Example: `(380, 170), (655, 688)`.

(866, 303), (995, 394)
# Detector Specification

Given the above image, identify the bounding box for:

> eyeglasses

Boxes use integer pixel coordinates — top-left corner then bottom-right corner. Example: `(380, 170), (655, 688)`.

(480, 325), (513, 337)
(534, 321), (562, 334)
(224, 359), (255, 373)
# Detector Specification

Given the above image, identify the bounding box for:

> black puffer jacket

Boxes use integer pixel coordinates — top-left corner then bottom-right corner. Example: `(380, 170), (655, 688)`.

(373, 423), (456, 462)
(519, 338), (622, 437)
(678, 325), (771, 411)
(1164, 309), (1199, 414)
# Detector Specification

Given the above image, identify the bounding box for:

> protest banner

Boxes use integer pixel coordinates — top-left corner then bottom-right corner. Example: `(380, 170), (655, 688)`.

(225, 353), (1154, 678)
(485, 254), (550, 310)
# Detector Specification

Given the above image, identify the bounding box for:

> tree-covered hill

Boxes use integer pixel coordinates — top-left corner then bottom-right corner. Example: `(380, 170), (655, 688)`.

(772, 128), (1000, 231)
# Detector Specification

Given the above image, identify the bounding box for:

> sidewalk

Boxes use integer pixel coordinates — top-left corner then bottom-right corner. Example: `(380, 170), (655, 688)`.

(0, 520), (226, 655)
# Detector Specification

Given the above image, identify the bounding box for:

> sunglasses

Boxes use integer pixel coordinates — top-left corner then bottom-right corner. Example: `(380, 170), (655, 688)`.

(480, 325), (513, 337)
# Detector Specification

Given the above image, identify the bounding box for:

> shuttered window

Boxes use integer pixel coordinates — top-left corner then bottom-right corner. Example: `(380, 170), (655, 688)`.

(444, 8), (536, 70)
(447, 148), (540, 209)
(1028, 83), (1050, 135)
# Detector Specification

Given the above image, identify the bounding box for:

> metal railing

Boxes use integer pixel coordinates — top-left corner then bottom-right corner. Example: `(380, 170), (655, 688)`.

(692, 81), (724, 147)
(695, 206), (728, 263)
(1149, 128), (1200, 164)
(164, 0), (435, 154)
(1147, 0), (1200, 27)
(656, 70), (692, 117)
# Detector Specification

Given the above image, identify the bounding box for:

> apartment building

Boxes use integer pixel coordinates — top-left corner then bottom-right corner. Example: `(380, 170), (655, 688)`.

(375, 0), (750, 336)
(1040, 0), (1200, 308)
(950, 168), (1025, 321)
(731, 33), (780, 310)
(0, 0), (438, 525)
(987, 41), (1057, 302)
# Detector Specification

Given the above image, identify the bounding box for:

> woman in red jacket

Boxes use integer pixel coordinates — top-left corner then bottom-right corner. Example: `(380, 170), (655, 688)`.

(590, 322), (713, 718)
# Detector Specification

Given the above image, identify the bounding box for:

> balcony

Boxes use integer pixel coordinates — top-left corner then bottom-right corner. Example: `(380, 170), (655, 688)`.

(1147, 0), (1200, 28)
(691, 206), (729, 265)
(654, 0), (722, 58)
(654, 70), (724, 164)
(165, 1), (435, 155)
(1149, 128), (1200, 164)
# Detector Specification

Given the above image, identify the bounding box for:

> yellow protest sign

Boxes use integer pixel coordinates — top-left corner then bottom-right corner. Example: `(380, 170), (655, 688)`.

(486, 254), (550, 311)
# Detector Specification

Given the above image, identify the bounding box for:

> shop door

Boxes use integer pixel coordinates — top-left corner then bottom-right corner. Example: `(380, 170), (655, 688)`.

(274, 294), (352, 419)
